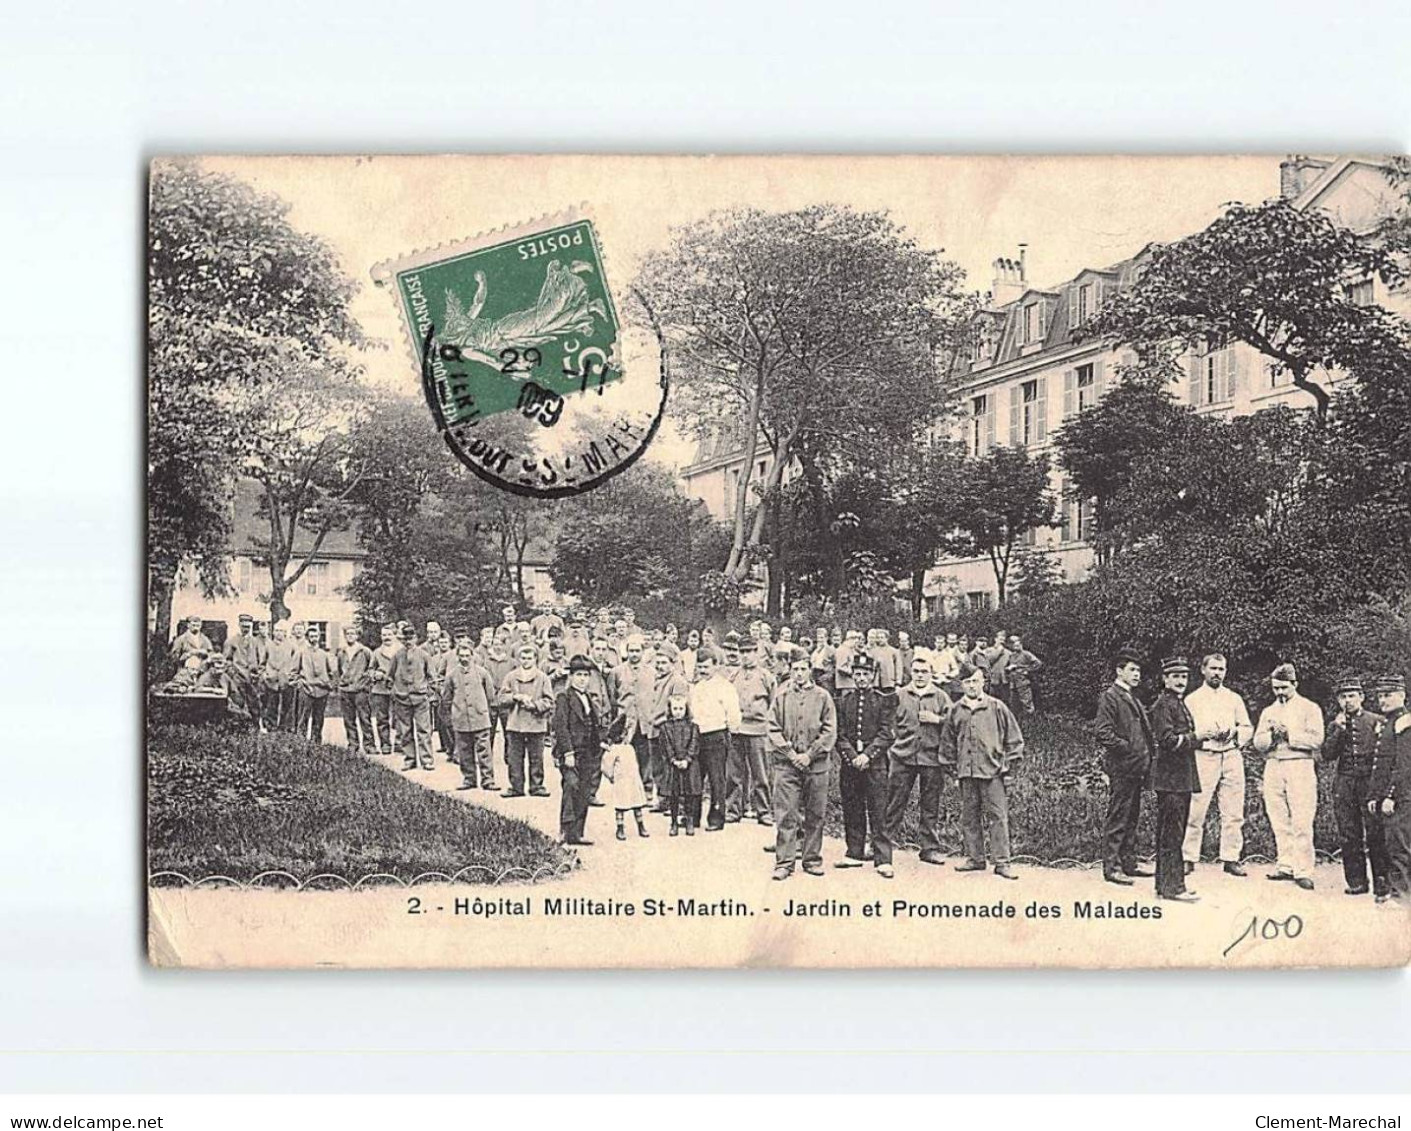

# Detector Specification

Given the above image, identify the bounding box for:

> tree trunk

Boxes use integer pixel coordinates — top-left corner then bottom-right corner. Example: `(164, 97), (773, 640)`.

(269, 575), (291, 624)
(1291, 363), (1331, 424)
(723, 357), (768, 577)
(148, 571), (176, 652)
(910, 566), (926, 620)
(766, 487), (784, 616)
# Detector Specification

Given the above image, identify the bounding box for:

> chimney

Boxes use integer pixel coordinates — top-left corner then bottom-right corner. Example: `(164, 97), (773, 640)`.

(1280, 155), (1330, 200)
(990, 247), (1027, 306)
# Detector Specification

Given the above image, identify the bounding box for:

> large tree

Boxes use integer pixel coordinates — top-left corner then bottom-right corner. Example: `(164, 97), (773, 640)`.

(636, 205), (973, 600)
(950, 446), (1057, 606)
(1079, 198), (1405, 422)
(147, 161), (363, 639)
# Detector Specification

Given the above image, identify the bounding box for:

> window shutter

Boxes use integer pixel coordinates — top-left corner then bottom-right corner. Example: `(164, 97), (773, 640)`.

(1008, 385), (1021, 446)
(1035, 375), (1049, 441)
(985, 402), (997, 452)
(1187, 349), (1203, 406)
(1068, 288), (1079, 331)
(1038, 301), (1049, 342)
(1095, 357), (1108, 400)
(1063, 369), (1076, 418)
(1226, 348), (1243, 400)
(1060, 483), (1073, 542)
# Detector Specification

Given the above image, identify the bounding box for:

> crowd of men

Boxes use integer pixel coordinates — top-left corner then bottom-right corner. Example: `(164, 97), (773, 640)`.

(160, 606), (1410, 904)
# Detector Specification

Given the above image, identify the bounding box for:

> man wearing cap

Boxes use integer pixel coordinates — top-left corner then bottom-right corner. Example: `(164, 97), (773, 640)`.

(530, 606), (565, 644)
(335, 625), (374, 754)
(169, 616), (214, 672)
(1148, 657), (1201, 902)
(1253, 662), (1325, 890)
(389, 624), (435, 771)
(728, 634), (776, 826)
(835, 651), (896, 872)
(1095, 647), (1156, 886)
(1325, 676), (1388, 898)
(443, 633), (498, 791)
(1369, 674), (1410, 905)
(551, 655), (608, 845)
(1182, 653), (1255, 878)
(223, 614), (266, 728)
(876, 651), (955, 873)
(264, 621), (302, 732)
(1006, 635), (1043, 715)
(368, 623), (400, 753)
(944, 662), (1025, 881)
(564, 616), (591, 660)
(868, 628), (902, 692)
(767, 647), (837, 879)
(294, 624), (335, 742)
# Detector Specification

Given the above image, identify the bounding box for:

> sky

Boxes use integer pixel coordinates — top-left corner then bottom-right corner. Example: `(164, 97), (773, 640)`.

(198, 154), (1288, 469)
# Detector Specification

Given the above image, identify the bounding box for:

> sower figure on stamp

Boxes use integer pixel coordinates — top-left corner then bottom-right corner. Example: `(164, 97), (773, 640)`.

(875, 651), (954, 874)
(945, 662), (1024, 881)
(498, 642), (555, 798)
(336, 625), (373, 753)
(1369, 674), (1411, 906)
(767, 647), (837, 880)
(223, 613), (265, 729)
(552, 655), (609, 846)
(389, 623), (434, 771)
(1182, 652), (1254, 879)
(443, 632), (498, 791)
(1253, 662), (1324, 891)
(1325, 675), (1389, 899)
(834, 651), (895, 875)
(1095, 647), (1155, 886)
(1148, 656), (1201, 902)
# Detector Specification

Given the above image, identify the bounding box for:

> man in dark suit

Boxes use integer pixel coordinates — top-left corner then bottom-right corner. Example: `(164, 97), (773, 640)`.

(1094, 646), (1156, 885)
(1148, 656), (1201, 902)
(833, 652), (896, 872)
(551, 655), (608, 846)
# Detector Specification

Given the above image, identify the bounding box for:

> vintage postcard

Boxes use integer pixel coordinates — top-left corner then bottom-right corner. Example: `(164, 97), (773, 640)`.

(146, 154), (1411, 968)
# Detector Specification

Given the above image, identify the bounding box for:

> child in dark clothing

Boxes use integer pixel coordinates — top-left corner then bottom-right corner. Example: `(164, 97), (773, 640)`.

(658, 695), (702, 836)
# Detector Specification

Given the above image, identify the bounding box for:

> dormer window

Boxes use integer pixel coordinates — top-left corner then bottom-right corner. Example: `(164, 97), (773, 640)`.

(1077, 283), (1092, 324)
(1023, 303), (1040, 344)
(976, 319), (997, 361)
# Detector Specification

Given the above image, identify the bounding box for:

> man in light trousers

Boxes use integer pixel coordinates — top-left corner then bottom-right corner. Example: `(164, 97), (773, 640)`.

(1182, 653), (1255, 878)
(1252, 662), (1325, 890)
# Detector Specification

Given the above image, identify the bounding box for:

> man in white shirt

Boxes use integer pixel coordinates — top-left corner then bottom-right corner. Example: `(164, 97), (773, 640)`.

(689, 648), (742, 831)
(1182, 653), (1255, 877)
(1253, 662), (1325, 890)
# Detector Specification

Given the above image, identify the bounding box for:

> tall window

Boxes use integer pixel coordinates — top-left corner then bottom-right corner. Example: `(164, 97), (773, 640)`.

(967, 591), (994, 612)
(304, 560), (330, 597)
(1021, 380), (1038, 445)
(1075, 364), (1096, 412)
(970, 394), (993, 455)
(1023, 303), (1040, 343)
(977, 320), (996, 361)
(236, 557), (254, 594)
(1077, 283), (1091, 325)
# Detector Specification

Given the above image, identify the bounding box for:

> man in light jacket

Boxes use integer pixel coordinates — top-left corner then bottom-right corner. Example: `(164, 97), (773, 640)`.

(767, 648), (837, 880)
(1182, 652), (1254, 878)
(443, 632), (498, 791)
(944, 662), (1024, 880)
(336, 625), (373, 753)
(1253, 662), (1325, 890)
(728, 634), (777, 826)
(498, 642), (555, 798)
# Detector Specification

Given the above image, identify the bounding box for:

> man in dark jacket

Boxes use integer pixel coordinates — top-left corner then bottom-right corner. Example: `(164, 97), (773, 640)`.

(1369, 674), (1410, 905)
(1325, 675), (1388, 898)
(552, 655), (608, 846)
(834, 652), (895, 872)
(1094, 646), (1156, 886)
(1148, 656), (1201, 902)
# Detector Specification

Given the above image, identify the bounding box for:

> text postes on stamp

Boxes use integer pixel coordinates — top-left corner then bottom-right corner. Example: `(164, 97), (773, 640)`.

(375, 213), (665, 498)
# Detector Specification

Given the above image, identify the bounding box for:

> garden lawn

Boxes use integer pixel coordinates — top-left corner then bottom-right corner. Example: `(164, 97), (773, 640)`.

(823, 713), (1342, 865)
(147, 723), (572, 884)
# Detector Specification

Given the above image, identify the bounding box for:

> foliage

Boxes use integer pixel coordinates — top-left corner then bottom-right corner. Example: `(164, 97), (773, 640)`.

(147, 723), (570, 882)
(1079, 197), (1407, 421)
(637, 205), (974, 585)
(948, 445), (1058, 605)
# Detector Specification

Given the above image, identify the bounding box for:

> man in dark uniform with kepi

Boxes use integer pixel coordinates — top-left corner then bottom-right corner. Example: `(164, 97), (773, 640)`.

(1324, 675), (1388, 899)
(833, 651), (895, 874)
(1369, 674), (1411, 906)
(1148, 655), (1201, 902)
(1095, 646), (1156, 886)
(552, 655), (608, 846)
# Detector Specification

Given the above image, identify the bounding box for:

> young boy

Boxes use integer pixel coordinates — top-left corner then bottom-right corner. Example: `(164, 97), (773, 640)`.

(498, 643), (555, 798)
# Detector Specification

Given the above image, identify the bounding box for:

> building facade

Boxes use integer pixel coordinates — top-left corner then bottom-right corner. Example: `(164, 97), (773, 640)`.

(677, 156), (1409, 619)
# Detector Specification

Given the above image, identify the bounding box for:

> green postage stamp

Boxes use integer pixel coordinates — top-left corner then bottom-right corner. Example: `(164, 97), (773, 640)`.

(375, 211), (665, 497)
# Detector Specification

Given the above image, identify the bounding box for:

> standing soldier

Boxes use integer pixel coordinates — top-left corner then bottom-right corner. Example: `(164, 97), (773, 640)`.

(1148, 656), (1201, 903)
(264, 621), (301, 732)
(767, 647), (838, 880)
(1095, 647), (1155, 886)
(425, 628), (450, 758)
(1005, 634), (1043, 715)
(1252, 662), (1324, 891)
(565, 614), (591, 660)
(945, 662), (1025, 881)
(368, 623), (400, 754)
(498, 642), (555, 798)
(876, 652), (954, 873)
(389, 624), (435, 771)
(727, 633), (776, 826)
(443, 632), (498, 791)
(223, 613), (266, 728)
(551, 655), (608, 846)
(1369, 674), (1410, 906)
(336, 625), (374, 754)
(294, 625), (334, 742)
(1182, 653), (1254, 879)
(834, 652), (895, 874)
(1325, 676), (1389, 899)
